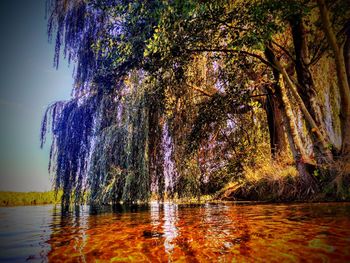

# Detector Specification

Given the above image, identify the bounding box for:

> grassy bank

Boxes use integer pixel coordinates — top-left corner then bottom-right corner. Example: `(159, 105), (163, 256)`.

(0, 191), (62, 207)
(217, 163), (301, 202)
(217, 154), (350, 202)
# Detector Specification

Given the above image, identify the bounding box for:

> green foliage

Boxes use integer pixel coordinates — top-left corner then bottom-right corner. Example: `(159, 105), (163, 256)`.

(175, 158), (201, 199)
(43, 0), (350, 205)
(88, 71), (153, 204)
(0, 191), (62, 206)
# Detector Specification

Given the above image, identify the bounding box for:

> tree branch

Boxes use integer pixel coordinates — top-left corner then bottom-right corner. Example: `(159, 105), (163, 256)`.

(271, 40), (295, 62)
(186, 83), (215, 97)
(187, 48), (279, 71)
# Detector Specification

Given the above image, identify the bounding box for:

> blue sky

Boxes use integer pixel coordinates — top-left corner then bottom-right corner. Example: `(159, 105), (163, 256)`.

(0, 0), (73, 191)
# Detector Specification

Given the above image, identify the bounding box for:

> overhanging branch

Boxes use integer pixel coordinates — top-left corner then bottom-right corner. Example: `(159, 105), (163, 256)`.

(187, 48), (279, 71)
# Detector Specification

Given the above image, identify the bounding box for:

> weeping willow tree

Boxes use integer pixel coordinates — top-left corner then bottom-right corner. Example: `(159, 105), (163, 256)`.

(88, 72), (152, 204)
(41, 95), (98, 207)
(41, 0), (167, 205)
(38, 0), (291, 205)
(42, 0), (350, 205)
(41, 0), (261, 205)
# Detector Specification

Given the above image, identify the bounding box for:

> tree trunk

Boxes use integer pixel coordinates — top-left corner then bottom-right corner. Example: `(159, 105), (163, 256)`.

(344, 21), (350, 90)
(264, 48), (288, 158)
(289, 16), (333, 160)
(148, 99), (165, 201)
(279, 77), (318, 192)
(290, 16), (328, 132)
(274, 58), (334, 162)
(265, 88), (287, 158)
(318, 0), (350, 156)
(265, 45), (318, 192)
(278, 76), (309, 162)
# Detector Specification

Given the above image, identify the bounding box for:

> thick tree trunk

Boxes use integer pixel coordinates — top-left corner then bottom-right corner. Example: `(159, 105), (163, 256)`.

(279, 77), (319, 192)
(148, 100), (165, 200)
(265, 89), (287, 158)
(290, 17), (328, 130)
(318, 0), (350, 156)
(265, 46), (318, 192)
(344, 21), (350, 90)
(289, 16), (333, 160)
(274, 59), (334, 162)
(264, 48), (288, 158)
(278, 77), (309, 161)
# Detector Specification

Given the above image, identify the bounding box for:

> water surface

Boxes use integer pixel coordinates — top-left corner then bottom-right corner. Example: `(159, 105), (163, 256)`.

(0, 202), (350, 262)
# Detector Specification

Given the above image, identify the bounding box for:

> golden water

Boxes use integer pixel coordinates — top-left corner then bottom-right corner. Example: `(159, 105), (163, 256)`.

(48, 202), (350, 262)
(0, 202), (349, 262)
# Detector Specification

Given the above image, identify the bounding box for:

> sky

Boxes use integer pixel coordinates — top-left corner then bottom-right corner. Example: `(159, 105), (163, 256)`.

(0, 0), (73, 192)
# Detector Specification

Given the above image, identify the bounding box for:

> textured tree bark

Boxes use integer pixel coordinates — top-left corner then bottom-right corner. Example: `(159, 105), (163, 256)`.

(344, 21), (350, 91)
(279, 77), (318, 192)
(265, 89), (287, 158)
(278, 77), (308, 161)
(264, 48), (288, 158)
(265, 46), (318, 191)
(275, 59), (333, 162)
(289, 16), (329, 142)
(148, 100), (165, 201)
(318, 0), (350, 156)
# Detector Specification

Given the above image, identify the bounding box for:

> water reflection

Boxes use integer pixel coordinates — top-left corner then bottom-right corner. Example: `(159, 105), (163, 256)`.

(162, 203), (178, 257)
(150, 201), (161, 228)
(0, 205), (53, 262)
(1, 203), (350, 262)
(49, 205), (90, 262)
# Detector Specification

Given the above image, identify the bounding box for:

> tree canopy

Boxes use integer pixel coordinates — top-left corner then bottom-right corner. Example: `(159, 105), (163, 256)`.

(41, 0), (350, 205)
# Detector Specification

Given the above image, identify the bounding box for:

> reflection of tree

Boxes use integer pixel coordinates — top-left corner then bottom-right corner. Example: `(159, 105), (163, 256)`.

(202, 204), (233, 239)
(162, 203), (178, 259)
(201, 204), (252, 258)
(150, 201), (161, 229)
(48, 205), (89, 262)
(44, 203), (350, 261)
(48, 204), (161, 261)
(229, 206), (252, 257)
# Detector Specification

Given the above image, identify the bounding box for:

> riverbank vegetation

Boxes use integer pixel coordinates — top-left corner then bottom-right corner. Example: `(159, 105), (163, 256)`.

(0, 191), (61, 207)
(41, 0), (350, 206)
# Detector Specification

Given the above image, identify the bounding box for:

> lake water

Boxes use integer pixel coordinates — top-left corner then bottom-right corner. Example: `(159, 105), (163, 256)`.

(0, 202), (349, 262)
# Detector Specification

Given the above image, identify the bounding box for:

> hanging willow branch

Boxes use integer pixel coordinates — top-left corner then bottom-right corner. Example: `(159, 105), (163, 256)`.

(41, 95), (99, 206)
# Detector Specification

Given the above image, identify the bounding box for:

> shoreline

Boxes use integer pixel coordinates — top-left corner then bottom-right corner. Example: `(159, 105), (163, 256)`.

(0, 191), (61, 207)
(1, 191), (349, 208)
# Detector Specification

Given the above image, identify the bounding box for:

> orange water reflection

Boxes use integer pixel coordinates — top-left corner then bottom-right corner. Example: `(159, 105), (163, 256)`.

(48, 202), (350, 262)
